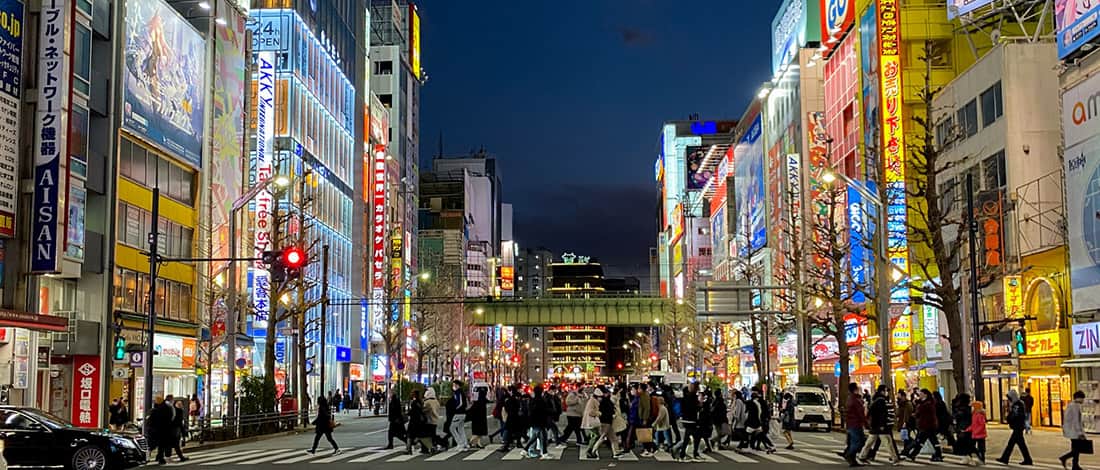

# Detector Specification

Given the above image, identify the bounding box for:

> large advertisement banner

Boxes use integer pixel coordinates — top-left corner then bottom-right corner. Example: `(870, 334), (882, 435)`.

(735, 116), (766, 256)
(948, 0), (995, 19)
(251, 51), (276, 331)
(210, 0), (246, 261)
(31, 0), (70, 273)
(122, 0), (206, 168)
(0, 0), (21, 238)
(878, 0), (909, 304)
(860, 3), (880, 183)
(685, 146), (710, 190)
(71, 355), (101, 428)
(1056, 0), (1100, 59)
(1065, 136), (1100, 312)
(370, 144), (387, 341)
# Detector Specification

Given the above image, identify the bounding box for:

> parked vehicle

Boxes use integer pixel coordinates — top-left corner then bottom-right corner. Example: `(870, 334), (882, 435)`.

(0, 406), (146, 470)
(789, 385), (834, 431)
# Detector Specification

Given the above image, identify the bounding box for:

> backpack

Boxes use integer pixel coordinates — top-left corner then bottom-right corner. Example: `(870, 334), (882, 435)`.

(1008, 401), (1026, 427)
(649, 396), (660, 422)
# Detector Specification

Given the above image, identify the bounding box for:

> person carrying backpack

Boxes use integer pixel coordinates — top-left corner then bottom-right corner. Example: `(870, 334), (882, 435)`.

(996, 390), (1033, 465)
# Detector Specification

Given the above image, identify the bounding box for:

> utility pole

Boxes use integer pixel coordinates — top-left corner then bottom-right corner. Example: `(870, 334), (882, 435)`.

(144, 186), (160, 417)
(966, 174), (984, 402)
(321, 245), (330, 396)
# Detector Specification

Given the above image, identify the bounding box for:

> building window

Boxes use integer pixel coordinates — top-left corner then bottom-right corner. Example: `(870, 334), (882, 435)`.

(957, 99), (978, 138)
(980, 82), (1003, 128)
(118, 136), (196, 205)
(935, 115), (954, 150)
(73, 23), (91, 96)
(374, 60), (393, 75)
(983, 150), (1007, 190)
(938, 176), (957, 214)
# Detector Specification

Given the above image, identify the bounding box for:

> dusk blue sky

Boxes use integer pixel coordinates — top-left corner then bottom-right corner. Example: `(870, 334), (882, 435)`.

(419, 1), (778, 279)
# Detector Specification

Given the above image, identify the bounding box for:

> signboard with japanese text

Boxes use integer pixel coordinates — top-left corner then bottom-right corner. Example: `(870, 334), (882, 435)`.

(71, 355), (100, 428)
(1073, 321), (1100, 355)
(878, 0), (909, 303)
(408, 4), (421, 79)
(1025, 330), (1066, 357)
(31, 0), (70, 273)
(948, 0), (995, 19)
(1004, 275), (1023, 318)
(122, 0), (206, 168)
(250, 50), (276, 331)
(0, 0), (22, 238)
(772, 0), (806, 74)
(892, 314), (911, 351)
(924, 305), (943, 359)
(1056, 0), (1100, 58)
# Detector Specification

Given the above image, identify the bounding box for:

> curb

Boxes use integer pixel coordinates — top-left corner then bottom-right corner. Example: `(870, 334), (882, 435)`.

(183, 428), (310, 452)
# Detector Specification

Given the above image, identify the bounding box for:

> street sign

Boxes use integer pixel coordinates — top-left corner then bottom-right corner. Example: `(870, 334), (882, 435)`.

(128, 351), (144, 368)
(112, 367), (129, 379)
(235, 358), (247, 368)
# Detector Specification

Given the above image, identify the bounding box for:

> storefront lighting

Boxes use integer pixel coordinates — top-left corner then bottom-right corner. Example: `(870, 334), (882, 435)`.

(197, 0), (210, 9)
(274, 175), (290, 187)
(215, 17), (227, 26)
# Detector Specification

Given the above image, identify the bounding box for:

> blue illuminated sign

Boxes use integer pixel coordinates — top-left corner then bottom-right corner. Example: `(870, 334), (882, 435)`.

(336, 346), (351, 363)
(248, 9), (292, 52)
(1058, 3), (1100, 59)
(690, 121), (717, 135)
(360, 299), (368, 350)
(772, 0), (806, 75)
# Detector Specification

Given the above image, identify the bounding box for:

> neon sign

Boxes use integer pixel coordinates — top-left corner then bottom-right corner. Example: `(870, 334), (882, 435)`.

(878, 0), (908, 303)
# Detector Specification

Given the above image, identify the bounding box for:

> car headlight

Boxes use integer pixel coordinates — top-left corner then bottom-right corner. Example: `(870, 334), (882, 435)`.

(110, 437), (139, 449)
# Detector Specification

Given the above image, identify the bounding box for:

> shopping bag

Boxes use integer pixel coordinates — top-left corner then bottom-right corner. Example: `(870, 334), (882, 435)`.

(635, 428), (654, 443)
(1073, 439), (1094, 455)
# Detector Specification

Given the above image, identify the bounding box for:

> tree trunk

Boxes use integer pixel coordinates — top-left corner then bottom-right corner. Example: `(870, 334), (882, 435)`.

(836, 328), (851, 429)
(263, 316), (278, 412)
(297, 311), (309, 426)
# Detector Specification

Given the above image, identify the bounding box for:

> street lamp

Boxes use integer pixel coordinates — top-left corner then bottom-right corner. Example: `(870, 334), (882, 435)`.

(822, 170), (897, 390)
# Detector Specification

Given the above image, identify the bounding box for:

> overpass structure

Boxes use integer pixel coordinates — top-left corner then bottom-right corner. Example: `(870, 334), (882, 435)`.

(468, 296), (678, 327)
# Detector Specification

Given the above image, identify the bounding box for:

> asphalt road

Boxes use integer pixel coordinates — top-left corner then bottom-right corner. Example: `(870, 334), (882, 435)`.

(153, 415), (1096, 469)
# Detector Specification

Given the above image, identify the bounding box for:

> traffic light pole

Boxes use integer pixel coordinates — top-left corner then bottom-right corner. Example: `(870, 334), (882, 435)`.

(966, 174), (983, 402)
(143, 188), (160, 418)
(321, 245), (329, 398)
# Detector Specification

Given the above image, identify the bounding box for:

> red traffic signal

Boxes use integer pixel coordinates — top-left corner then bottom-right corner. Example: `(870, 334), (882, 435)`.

(649, 353), (658, 362)
(282, 246), (306, 268)
(616, 362), (623, 370)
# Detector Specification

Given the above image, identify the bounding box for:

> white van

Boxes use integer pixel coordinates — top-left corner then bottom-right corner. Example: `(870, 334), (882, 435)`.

(791, 385), (834, 431)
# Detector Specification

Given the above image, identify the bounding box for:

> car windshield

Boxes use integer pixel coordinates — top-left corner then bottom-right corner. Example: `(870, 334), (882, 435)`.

(796, 392), (827, 406)
(20, 408), (76, 430)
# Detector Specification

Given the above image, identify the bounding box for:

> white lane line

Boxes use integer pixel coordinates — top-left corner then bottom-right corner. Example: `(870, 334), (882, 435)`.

(386, 451), (419, 462)
(274, 450), (329, 464)
(202, 450), (293, 466)
(653, 450), (677, 462)
(236, 449), (306, 465)
(756, 451), (799, 463)
(424, 448), (464, 461)
(716, 450), (758, 463)
(347, 449), (402, 463)
(501, 448), (526, 460)
(544, 445), (565, 460)
(616, 450), (639, 461)
(462, 447), (497, 461)
(166, 449), (266, 466)
(789, 448), (839, 464)
(312, 447), (373, 463)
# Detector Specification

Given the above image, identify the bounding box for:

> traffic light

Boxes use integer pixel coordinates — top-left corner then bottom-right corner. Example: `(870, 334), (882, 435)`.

(262, 246), (308, 283)
(114, 336), (126, 361)
(1013, 328), (1027, 355)
(616, 362), (624, 370)
(649, 353), (658, 363)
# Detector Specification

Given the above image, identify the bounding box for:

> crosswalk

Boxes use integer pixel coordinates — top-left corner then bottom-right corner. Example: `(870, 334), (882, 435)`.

(164, 443), (1071, 467)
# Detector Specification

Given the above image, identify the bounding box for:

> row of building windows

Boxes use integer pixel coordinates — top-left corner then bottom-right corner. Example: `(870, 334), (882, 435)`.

(939, 149), (1007, 214)
(936, 81), (1004, 148)
(117, 202), (194, 259)
(113, 268), (194, 323)
(286, 78), (355, 186)
(119, 136), (197, 205)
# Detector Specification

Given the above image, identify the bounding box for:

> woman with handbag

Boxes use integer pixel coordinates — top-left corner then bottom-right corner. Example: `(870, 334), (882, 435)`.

(308, 396), (341, 455)
(468, 388), (490, 449)
(1061, 391), (1090, 470)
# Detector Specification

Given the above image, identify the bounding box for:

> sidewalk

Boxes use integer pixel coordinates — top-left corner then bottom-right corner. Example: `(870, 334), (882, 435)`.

(982, 425), (1096, 464)
(179, 413), (385, 452)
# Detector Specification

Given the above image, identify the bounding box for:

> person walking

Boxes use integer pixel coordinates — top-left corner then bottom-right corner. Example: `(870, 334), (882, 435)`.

(524, 386), (550, 458)
(728, 390), (748, 449)
(653, 396), (672, 452)
(108, 398), (129, 432)
(489, 388), (507, 444)
(695, 390), (715, 455)
(896, 391), (915, 447)
(711, 389), (730, 451)
(933, 391), (956, 447)
(385, 391), (407, 450)
(447, 380), (469, 451)
(407, 390), (431, 455)
(963, 400), (988, 465)
(739, 390), (761, 451)
(500, 387), (524, 452)
(545, 385), (564, 446)
(308, 395), (340, 455)
(582, 387), (603, 457)
(559, 385), (586, 445)
(996, 390), (1033, 466)
(845, 382), (869, 467)
(951, 393), (974, 461)
(1021, 389), (1035, 434)
(148, 396), (176, 465)
(468, 388), (489, 449)
(1060, 391), (1088, 470)
(171, 400), (189, 458)
(673, 383), (700, 461)
(779, 392), (797, 450)
(423, 388), (443, 451)
(902, 389), (943, 462)
(858, 385), (899, 465)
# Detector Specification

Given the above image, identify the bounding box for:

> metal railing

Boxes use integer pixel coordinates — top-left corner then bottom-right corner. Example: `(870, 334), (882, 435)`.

(180, 411), (312, 443)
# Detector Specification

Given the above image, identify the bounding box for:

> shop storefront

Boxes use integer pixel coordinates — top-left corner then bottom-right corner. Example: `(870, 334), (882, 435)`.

(0, 311), (69, 409)
(980, 331), (1018, 423)
(1019, 274), (1072, 428)
(113, 328), (198, 418)
(1067, 320), (1100, 433)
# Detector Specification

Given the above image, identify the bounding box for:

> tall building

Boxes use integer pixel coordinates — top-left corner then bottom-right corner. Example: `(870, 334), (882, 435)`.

(515, 247), (553, 299)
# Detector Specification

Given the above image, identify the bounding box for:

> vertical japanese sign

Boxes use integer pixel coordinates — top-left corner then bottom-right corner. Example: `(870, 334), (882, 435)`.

(370, 144), (387, 341)
(210, 0), (246, 260)
(31, 0), (70, 273)
(877, 0), (908, 303)
(0, 0), (22, 238)
(1004, 275), (1023, 318)
(408, 4), (421, 80)
(71, 355), (100, 428)
(251, 51), (275, 331)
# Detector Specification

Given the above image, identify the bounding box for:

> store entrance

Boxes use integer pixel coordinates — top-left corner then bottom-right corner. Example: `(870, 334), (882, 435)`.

(983, 374), (1014, 423)
(1024, 375), (1072, 428)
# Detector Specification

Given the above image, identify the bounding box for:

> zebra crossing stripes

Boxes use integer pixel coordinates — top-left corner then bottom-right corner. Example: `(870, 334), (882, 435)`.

(203, 449), (297, 466)
(423, 448), (464, 461)
(756, 451), (798, 464)
(462, 447), (498, 461)
(233, 449), (304, 465)
(716, 449), (756, 463)
(500, 448), (526, 460)
(167, 449), (266, 466)
(314, 448), (373, 463)
(348, 449), (403, 463)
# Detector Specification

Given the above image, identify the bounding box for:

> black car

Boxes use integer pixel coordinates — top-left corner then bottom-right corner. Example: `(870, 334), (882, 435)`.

(0, 406), (146, 470)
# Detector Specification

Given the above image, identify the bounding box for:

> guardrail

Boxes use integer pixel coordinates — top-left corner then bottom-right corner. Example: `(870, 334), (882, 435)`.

(187, 411), (311, 443)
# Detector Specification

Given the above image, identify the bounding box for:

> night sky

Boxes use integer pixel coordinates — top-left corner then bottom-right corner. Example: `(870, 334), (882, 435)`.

(419, 1), (778, 281)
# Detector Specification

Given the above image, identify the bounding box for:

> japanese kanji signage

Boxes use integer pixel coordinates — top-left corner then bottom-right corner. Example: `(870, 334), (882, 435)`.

(878, 0), (908, 303)
(71, 355), (100, 428)
(251, 50), (275, 331)
(31, 0), (70, 273)
(370, 144), (386, 341)
(0, 0), (22, 238)
(1004, 275), (1023, 318)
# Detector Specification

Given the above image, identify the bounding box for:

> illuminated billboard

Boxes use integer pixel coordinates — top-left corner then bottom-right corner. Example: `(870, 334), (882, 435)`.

(1058, 1), (1100, 59)
(31, 0), (69, 273)
(819, 0), (855, 55)
(772, 0), (806, 74)
(0, 0), (21, 238)
(409, 4), (421, 80)
(210, 0), (247, 260)
(251, 51), (276, 331)
(878, 0), (909, 303)
(685, 146), (710, 190)
(734, 116), (766, 256)
(122, 0), (207, 168)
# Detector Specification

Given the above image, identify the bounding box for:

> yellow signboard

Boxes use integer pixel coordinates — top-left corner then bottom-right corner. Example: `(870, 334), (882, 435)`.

(1004, 275), (1023, 318)
(1025, 329), (1066, 358)
(409, 5), (421, 80)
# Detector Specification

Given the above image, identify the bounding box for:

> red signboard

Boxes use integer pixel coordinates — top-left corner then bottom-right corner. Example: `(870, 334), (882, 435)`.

(371, 144), (387, 290)
(72, 355), (101, 428)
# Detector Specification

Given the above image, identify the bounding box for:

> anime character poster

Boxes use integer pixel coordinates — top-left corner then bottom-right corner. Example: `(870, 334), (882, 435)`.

(209, 0), (246, 260)
(735, 116), (766, 257)
(123, 0), (207, 167)
(686, 146), (711, 190)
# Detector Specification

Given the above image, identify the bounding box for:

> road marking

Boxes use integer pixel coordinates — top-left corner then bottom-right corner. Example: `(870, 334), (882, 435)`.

(348, 449), (403, 462)
(363, 429), (386, 436)
(236, 449), (305, 465)
(796, 448), (846, 464)
(274, 450), (328, 464)
(386, 451), (419, 462)
(202, 450), (289, 466)
(716, 450), (757, 463)
(501, 448), (526, 460)
(424, 448), (464, 461)
(312, 447), (370, 463)
(695, 452), (718, 462)
(616, 450), (638, 461)
(462, 447), (497, 461)
(544, 445), (565, 460)
(756, 451), (799, 463)
(166, 449), (266, 466)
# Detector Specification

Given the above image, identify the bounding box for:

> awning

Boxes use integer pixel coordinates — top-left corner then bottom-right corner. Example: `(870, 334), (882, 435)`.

(853, 365), (881, 375)
(1061, 357), (1100, 368)
(0, 309), (67, 332)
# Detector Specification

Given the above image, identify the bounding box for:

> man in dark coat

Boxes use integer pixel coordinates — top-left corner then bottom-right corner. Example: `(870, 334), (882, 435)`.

(385, 391), (407, 449)
(147, 396), (176, 465)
